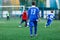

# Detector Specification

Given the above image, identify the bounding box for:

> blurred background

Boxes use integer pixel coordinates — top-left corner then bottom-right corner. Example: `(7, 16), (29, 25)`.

(0, 0), (60, 20)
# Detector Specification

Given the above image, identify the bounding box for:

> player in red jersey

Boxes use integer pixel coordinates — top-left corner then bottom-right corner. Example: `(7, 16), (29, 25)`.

(19, 10), (28, 27)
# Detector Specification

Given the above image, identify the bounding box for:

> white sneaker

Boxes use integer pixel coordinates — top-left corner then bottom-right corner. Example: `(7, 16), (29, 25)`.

(18, 25), (21, 27)
(30, 35), (33, 37)
(34, 34), (37, 37)
(45, 26), (46, 28)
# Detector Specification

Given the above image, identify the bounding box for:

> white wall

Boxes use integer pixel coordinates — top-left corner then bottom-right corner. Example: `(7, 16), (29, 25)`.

(3, 11), (9, 18)
(40, 10), (55, 19)
(11, 11), (22, 15)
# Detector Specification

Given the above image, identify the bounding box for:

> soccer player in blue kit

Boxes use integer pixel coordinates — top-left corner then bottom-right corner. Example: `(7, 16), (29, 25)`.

(28, 1), (39, 37)
(45, 11), (54, 28)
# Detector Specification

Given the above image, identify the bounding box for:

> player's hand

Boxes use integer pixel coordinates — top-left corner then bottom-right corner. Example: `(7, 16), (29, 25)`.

(36, 19), (38, 21)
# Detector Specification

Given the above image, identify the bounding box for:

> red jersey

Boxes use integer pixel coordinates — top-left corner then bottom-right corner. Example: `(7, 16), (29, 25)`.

(22, 11), (28, 20)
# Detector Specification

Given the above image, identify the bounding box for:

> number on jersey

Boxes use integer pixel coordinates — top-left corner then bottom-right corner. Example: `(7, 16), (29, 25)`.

(31, 9), (36, 15)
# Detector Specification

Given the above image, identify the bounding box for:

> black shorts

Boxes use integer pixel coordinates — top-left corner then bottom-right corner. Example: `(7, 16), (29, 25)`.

(7, 16), (9, 19)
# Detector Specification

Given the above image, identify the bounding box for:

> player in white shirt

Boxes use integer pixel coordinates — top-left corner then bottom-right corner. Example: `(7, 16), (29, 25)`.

(45, 11), (55, 27)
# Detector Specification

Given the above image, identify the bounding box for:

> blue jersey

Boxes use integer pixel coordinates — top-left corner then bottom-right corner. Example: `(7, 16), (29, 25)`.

(28, 6), (39, 21)
(47, 13), (54, 20)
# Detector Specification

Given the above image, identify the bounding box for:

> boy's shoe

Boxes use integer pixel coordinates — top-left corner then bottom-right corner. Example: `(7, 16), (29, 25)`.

(34, 34), (37, 37)
(18, 25), (21, 27)
(45, 26), (46, 28)
(30, 35), (33, 38)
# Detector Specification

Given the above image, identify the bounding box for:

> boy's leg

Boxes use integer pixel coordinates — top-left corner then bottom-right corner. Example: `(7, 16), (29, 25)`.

(20, 20), (24, 24)
(25, 20), (27, 27)
(46, 19), (51, 27)
(29, 21), (33, 37)
(7, 16), (9, 20)
(48, 20), (52, 26)
(19, 20), (24, 27)
(46, 19), (49, 27)
(34, 21), (37, 36)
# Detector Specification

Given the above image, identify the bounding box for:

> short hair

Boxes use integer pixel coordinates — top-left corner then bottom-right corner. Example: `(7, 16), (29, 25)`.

(32, 1), (36, 5)
(51, 10), (53, 13)
(24, 10), (26, 11)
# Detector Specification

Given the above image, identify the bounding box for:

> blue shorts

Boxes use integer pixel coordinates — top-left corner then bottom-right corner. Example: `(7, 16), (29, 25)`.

(29, 21), (37, 27)
(29, 21), (37, 35)
(46, 19), (52, 26)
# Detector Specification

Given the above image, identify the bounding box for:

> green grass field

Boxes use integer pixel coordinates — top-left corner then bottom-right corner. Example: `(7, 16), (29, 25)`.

(0, 18), (60, 40)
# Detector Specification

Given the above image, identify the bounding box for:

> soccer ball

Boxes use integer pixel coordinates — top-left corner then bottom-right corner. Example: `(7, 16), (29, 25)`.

(27, 22), (29, 26)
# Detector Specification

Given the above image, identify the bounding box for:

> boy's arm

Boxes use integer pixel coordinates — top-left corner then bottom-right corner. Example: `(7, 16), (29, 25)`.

(27, 8), (30, 20)
(20, 14), (22, 18)
(36, 8), (40, 21)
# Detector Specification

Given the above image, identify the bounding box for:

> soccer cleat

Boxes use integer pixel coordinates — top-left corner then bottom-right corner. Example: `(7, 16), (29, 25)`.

(30, 35), (33, 38)
(34, 34), (37, 37)
(45, 26), (46, 28)
(18, 25), (21, 27)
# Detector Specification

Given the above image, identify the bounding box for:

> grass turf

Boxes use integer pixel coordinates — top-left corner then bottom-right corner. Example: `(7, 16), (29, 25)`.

(0, 18), (60, 40)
